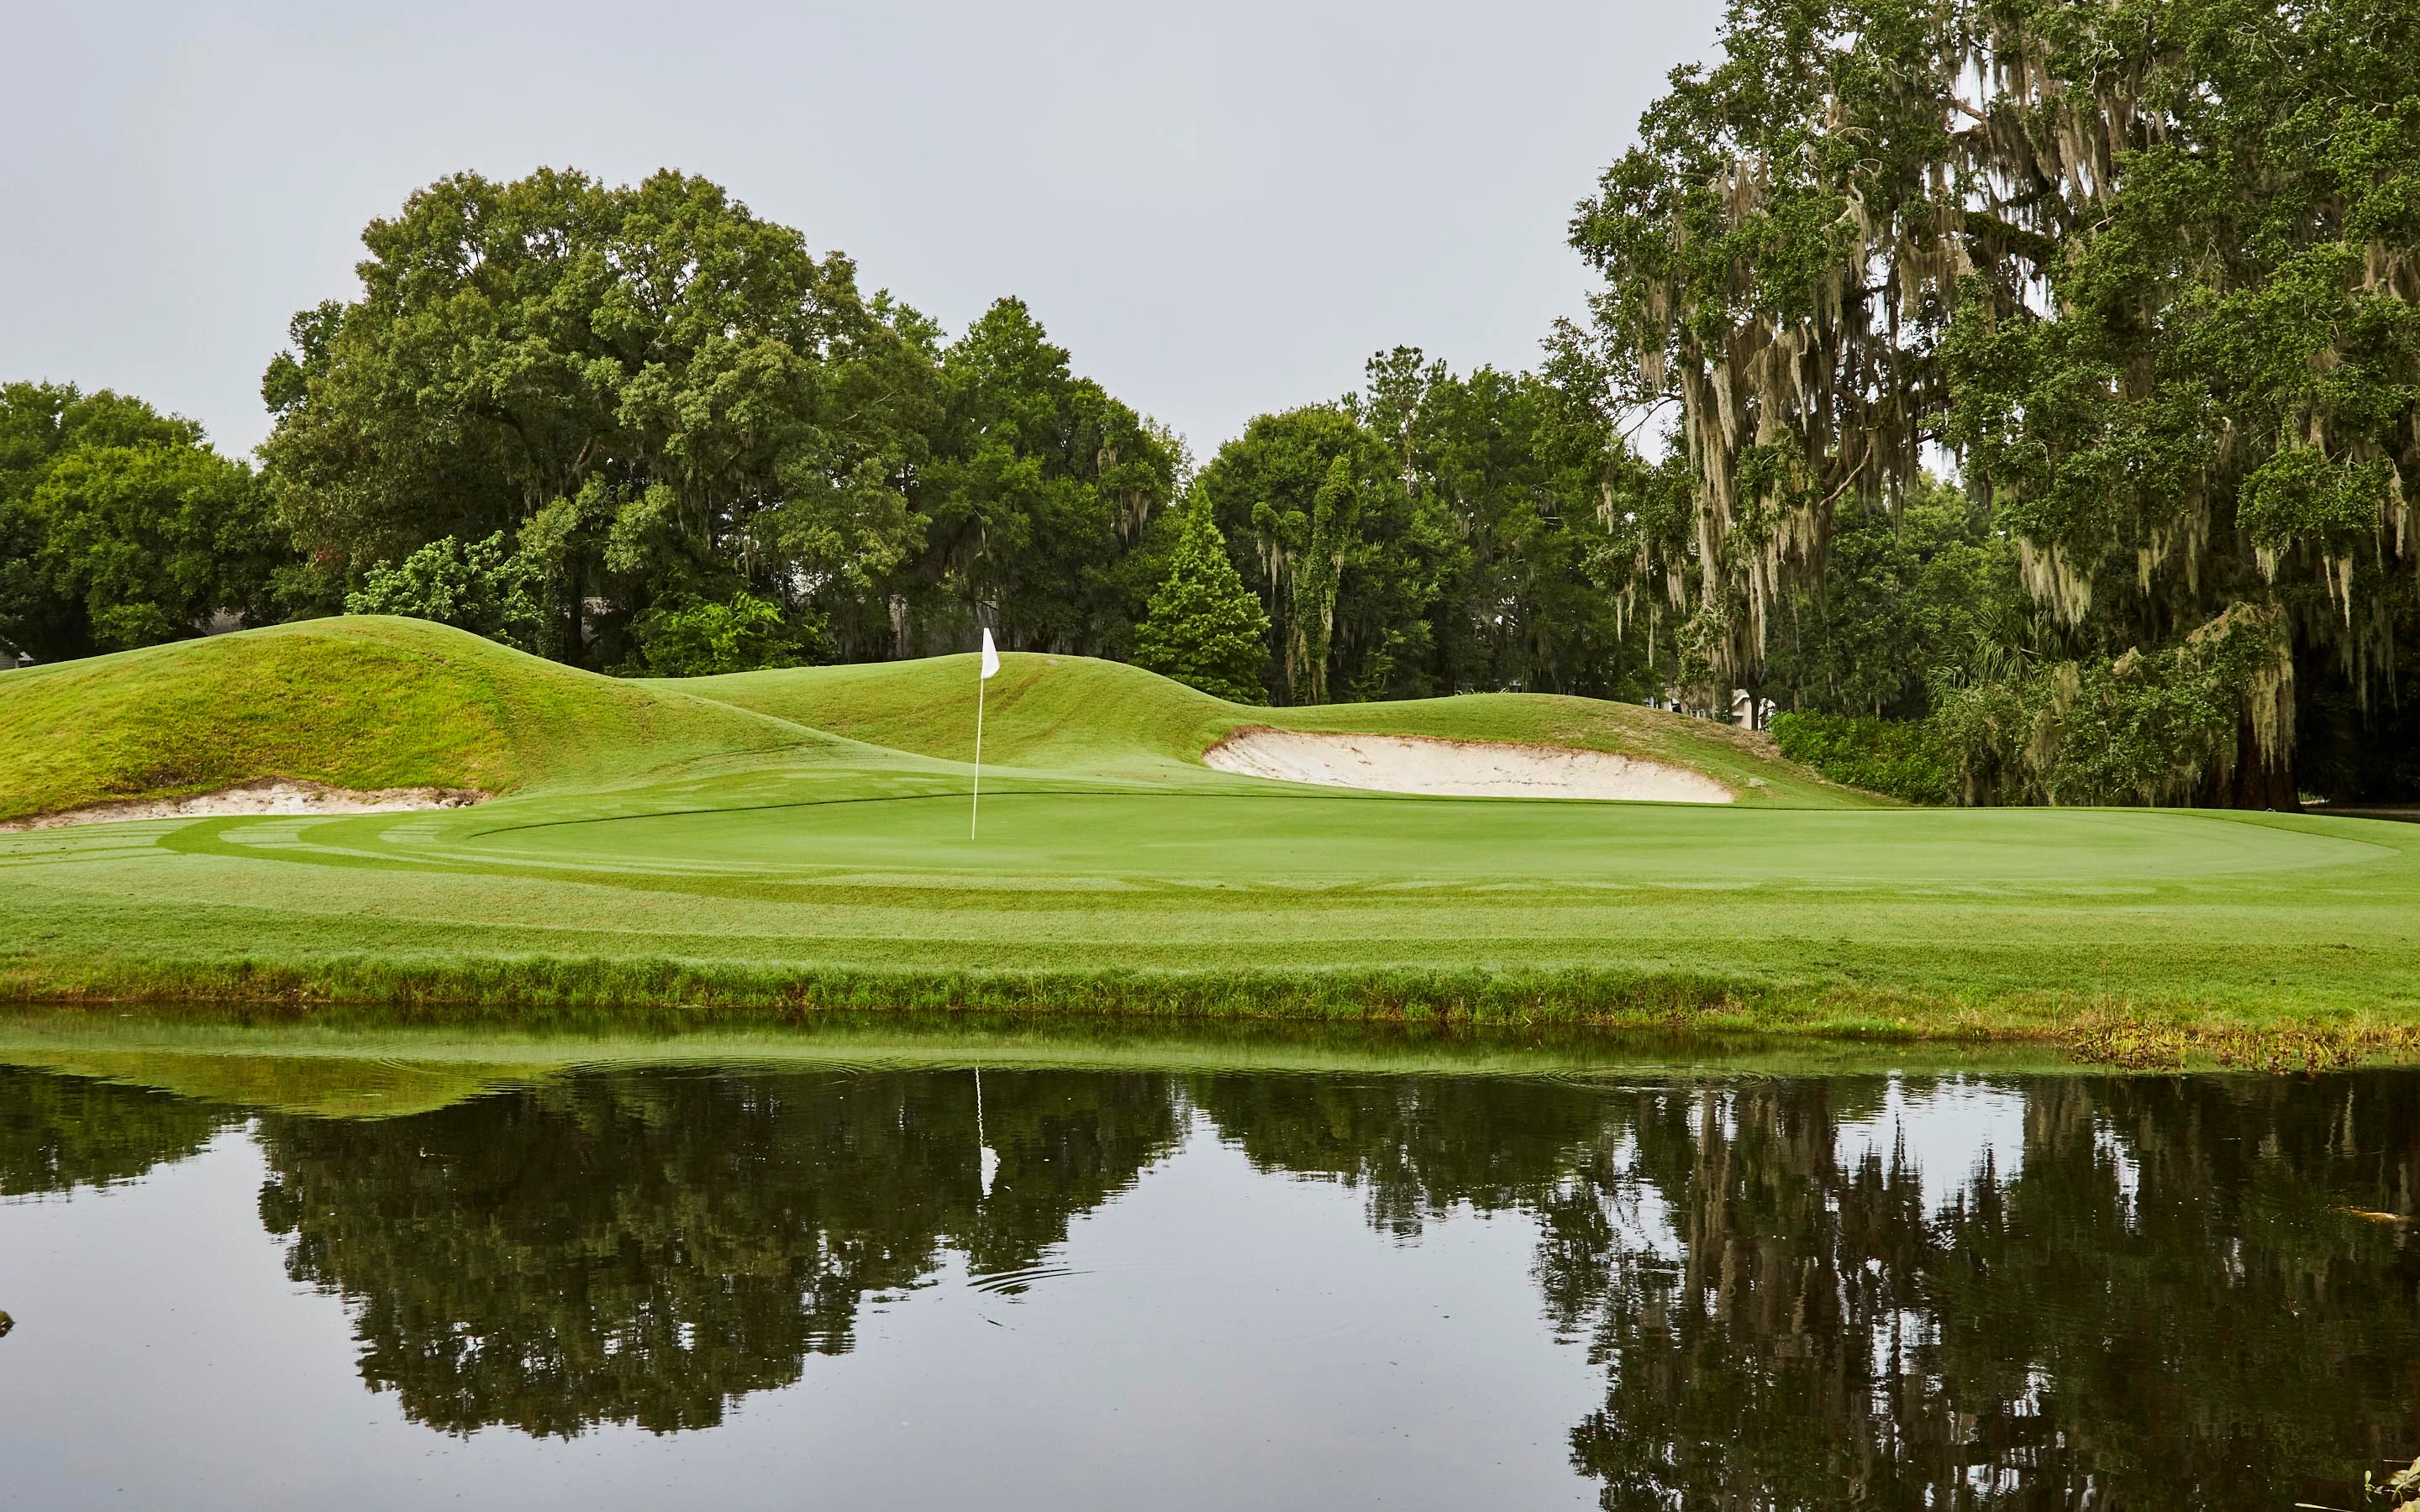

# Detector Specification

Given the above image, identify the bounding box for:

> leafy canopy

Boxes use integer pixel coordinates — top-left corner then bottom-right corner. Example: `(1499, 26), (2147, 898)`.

(345, 533), (545, 653)
(261, 166), (941, 669)
(0, 382), (285, 661)
(1571, 0), (2420, 805)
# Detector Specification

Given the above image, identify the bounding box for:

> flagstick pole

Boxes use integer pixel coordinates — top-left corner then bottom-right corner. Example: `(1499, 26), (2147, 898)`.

(971, 660), (986, 840)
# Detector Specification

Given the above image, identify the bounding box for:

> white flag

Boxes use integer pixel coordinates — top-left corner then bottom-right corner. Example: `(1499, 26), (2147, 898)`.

(980, 627), (1000, 680)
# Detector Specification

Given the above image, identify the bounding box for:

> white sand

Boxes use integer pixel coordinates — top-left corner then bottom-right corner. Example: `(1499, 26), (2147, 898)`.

(0, 779), (486, 832)
(1202, 728), (1734, 803)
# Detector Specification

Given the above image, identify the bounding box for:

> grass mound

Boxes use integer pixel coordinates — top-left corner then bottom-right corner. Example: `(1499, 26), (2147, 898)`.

(659, 653), (1869, 805)
(0, 616), (823, 822)
(3, 622), (1860, 820)
(660, 652), (1236, 778)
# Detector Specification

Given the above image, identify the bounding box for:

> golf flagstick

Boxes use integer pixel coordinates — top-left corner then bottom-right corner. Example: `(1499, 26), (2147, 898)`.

(971, 627), (1000, 838)
(976, 1065), (997, 1199)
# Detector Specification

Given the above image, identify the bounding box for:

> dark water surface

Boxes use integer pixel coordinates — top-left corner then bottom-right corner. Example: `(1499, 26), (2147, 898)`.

(3, 1057), (2417, 1509)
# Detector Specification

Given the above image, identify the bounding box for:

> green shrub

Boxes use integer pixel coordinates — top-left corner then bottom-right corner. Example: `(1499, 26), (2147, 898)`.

(1926, 604), (2294, 806)
(1771, 711), (1952, 804)
(346, 533), (545, 652)
(625, 592), (820, 677)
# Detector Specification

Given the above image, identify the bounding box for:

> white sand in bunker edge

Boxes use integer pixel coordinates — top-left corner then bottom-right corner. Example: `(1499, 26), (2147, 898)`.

(0, 779), (486, 832)
(1201, 728), (1735, 803)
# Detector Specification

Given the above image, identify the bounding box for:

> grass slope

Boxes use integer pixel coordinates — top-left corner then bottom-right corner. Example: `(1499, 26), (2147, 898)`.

(660, 652), (1872, 806)
(0, 617), (831, 820)
(3, 618), (2414, 1053)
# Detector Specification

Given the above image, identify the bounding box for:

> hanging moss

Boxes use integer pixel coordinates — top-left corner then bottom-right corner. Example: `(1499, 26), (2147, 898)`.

(1931, 601), (2296, 806)
(1572, 0), (2420, 807)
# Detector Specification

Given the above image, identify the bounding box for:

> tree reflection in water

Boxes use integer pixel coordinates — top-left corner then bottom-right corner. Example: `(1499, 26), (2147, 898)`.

(1190, 1072), (1621, 1239)
(1201, 1072), (2420, 1511)
(254, 1069), (1181, 1436)
(0, 1064), (232, 1200)
(229, 1063), (2419, 1505)
(1556, 1077), (2420, 1509)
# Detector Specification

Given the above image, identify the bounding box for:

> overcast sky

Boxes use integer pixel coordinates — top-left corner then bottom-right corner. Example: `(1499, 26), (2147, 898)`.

(3, 0), (1720, 461)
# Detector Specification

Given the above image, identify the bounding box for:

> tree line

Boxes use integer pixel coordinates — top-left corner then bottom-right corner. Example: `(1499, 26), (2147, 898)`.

(4, 0), (2414, 806)
(0, 168), (1675, 702)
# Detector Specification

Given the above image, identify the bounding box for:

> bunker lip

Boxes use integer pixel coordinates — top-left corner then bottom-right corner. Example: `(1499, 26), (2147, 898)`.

(1200, 727), (1735, 803)
(0, 778), (488, 832)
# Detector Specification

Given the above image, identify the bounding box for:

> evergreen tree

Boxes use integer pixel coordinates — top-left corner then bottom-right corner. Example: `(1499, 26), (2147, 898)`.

(1134, 498), (1270, 703)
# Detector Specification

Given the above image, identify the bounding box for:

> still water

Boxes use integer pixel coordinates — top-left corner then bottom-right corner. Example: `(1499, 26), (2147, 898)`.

(3, 1058), (2416, 1509)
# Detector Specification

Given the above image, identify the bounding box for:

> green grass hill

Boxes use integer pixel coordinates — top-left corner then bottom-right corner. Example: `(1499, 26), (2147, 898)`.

(0, 616), (830, 822)
(655, 650), (1867, 805)
(4, 617), (1859, 820)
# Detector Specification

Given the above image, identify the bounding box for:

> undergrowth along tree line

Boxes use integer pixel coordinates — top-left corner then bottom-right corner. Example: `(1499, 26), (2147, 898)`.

(3, 0), (2414, 807)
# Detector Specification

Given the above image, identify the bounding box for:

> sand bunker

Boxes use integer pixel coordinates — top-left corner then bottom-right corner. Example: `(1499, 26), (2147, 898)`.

(0, 779), (486, 832)
(1202, 728), (1733, 803)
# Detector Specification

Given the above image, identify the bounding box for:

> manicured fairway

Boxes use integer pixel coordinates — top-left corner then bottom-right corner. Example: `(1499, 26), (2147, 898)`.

(3, 617), (2416, 1042)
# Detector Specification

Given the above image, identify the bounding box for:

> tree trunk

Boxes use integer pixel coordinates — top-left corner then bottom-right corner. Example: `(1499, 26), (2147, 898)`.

(2220, 716), (2300, 811)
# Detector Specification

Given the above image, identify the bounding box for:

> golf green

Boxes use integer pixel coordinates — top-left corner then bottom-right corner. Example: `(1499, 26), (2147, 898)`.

(453, 787), (2383, 887)
(3, 617), (2416, 1042)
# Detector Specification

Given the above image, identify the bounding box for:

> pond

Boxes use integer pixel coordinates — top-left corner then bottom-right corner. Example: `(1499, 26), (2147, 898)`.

(2, 1037), (2415, 1509)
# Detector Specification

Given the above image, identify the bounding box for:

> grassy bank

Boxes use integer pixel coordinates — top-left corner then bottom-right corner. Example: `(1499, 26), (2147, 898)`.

(7, 951), (2413, 1068)
(0, 958), (2005, 1035)
(0, 1006), (2200, 1121)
